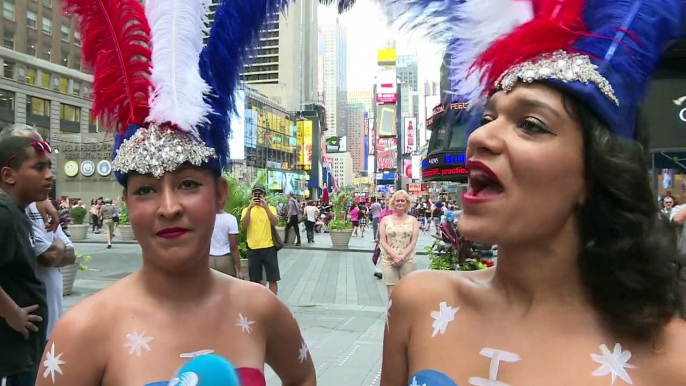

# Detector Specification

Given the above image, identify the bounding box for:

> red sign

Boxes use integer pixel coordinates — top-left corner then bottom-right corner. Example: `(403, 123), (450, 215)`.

(376, 138), (397, 171)
(422, 166), (469, 179)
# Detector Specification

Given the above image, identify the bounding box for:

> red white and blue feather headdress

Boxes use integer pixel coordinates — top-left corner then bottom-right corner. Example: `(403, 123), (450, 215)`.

(380, 0), (686, 139)
(61, 0), (289, 184)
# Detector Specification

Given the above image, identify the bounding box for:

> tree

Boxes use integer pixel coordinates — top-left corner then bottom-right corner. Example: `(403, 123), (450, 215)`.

(318, 0), (356, 13)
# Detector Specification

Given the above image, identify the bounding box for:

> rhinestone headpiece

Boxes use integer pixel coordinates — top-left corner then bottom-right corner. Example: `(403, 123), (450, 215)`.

(112, 124), (217, 179)
(494, 50), (619, 106)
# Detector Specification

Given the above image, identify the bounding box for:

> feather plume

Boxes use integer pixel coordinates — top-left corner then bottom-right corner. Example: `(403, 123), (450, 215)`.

(145, 0), (213, 138)
(572, 0), (685, 110)
(60, 0), (151, 134)
(472, 0), (588, 96)
(199, 0), (291, 167)
(378, 0), (535, 101)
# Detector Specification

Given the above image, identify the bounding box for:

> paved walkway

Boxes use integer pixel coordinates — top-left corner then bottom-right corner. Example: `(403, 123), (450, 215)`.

(66, 244), (432, 386)
(74, 224), (442, 254)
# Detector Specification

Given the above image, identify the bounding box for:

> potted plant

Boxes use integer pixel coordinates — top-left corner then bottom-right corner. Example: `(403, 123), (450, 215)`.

(327, 219), (353, 248)
(62, 253), (92, 296)
(426, 222), (494, 271)
(117, 205), (136, 241)
(68, 206), (89, 241)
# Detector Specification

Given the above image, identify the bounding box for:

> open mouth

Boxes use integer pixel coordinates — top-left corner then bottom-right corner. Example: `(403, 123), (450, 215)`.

(467, 169), (504, 197)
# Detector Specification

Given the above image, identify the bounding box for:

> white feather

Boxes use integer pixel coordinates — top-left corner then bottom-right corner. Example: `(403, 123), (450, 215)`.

(145, 0), (213, 138)
(379, 0), (534, 102)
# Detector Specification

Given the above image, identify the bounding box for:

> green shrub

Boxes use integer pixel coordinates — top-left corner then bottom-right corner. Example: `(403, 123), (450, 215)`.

(70, 206), (88, 225)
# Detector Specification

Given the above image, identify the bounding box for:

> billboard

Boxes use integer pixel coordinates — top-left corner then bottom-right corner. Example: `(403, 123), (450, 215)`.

(403, 157), (413, 179)
(297, 121), (305, 165)
(368, 119), (375, 155)
(403, 117), (416, 154)
(377, 48), (397, 67)
(325, 136), (347, 153)
(642, 61), (686, 149)
(376, 104), (397, 138)
(363, 112), (369, 170)
(377, 137), (397, 170)
(421, 153), (468, 181)
(229, 90), (246, 160)
(303, 121), (313, 169)
(376, 67), (397, 104)
(245, 108), (258, 149)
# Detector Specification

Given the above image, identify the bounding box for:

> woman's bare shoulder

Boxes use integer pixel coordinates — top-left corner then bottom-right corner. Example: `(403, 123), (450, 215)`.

(647, 319), (686, 384)
(390, 269), (481, 315)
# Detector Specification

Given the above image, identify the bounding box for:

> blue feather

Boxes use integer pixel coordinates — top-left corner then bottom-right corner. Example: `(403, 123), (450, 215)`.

(198, 0), (291, 171)
(551, 0), (686, 138)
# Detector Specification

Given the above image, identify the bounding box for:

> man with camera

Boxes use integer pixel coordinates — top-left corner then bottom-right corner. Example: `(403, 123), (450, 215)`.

(241, 184), (280, 294)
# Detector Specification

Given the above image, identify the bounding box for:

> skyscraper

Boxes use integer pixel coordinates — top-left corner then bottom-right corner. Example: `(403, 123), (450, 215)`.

(204, 0), (319, 111)
(321, 18), (347, 136)
(397, 55), (419, 119)
(346, 103), (365, 172)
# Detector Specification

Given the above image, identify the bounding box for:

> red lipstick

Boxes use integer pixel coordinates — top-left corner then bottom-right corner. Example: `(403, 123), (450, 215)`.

(156, 227), (189, 239)
(463, 160), (504, 205)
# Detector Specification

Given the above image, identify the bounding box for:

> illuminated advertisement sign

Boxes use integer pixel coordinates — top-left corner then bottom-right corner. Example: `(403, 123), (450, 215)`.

(377, 137), (397, 170)
(421, 153), (468, 181)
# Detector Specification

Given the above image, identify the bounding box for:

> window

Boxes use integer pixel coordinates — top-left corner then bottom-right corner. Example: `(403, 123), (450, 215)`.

(61, 51), (68, 67)
(72, 53), (81, 71)
(60, 104), (80, 122)
(27, 10), (37, 28)
(3, 30), (13, 49)
(35, 126), (49, 139)
(2, 0), (13, 20)
(27, 96), (50, 116)
(59, 76), (67, 93)
(43, 0), (51, 7)
(42, 17), (52, 35)
(26, 68), (36, 85)
(74, 31), (80, 46)
(3, 62), (13, 78)
(26, 39), (36, 56)
(0, 89), (15, 110)
(72, 81), (80, 97)
(41, 44), (50, 61)
(60, 24), (69, 41)
(40, 71), (50, 88)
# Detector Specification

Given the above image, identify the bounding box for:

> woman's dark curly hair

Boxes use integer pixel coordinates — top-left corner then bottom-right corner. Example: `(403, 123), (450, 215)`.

(567, 95), (686, 344)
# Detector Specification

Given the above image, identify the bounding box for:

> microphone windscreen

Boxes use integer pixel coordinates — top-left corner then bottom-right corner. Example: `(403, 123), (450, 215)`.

(169, 354), (240, 386)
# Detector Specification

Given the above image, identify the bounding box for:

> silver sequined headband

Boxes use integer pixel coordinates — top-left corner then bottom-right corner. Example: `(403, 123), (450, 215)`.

(112, 124), (217, 178)
(494, 50), (619, 106)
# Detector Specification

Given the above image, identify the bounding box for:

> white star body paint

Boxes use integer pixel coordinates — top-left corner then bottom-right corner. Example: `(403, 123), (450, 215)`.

(430, 302), (459, 337)
(386, 299), (393, 331)
(236, 313), (255, 334)
(43, 343), (66, 384)
(468, 348), (521, 386)
(180, 349), (215, 358)
(591, 343), (636, 385)
(298, 341), (309, 363)
(125, 330), (153, 357)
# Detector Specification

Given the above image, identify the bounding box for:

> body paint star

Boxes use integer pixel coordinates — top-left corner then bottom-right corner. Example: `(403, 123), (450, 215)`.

(236, 313), (255, 334)
(43, 343), (66, 384)
(431, 302), (459, 337)
(386, 299), (393, 331)
(591, 343), (636, 385)
(410, 376), (426, 386)
(124, 330), (153, 357)
(180, 349), (215, 358)
(298, 341), (309, 363)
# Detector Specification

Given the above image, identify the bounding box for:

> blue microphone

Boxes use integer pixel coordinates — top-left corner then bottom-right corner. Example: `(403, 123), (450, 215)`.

(167, 354), (240, 386)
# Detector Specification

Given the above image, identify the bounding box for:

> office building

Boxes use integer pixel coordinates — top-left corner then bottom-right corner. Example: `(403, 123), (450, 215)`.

(347, 90), (374, 116)
(329, 151), (353, 188)
(346, 103), (365, 172)
(397, 54), (419, 119)
(321, 18), (347, 136)
(205, 0), (319, 111)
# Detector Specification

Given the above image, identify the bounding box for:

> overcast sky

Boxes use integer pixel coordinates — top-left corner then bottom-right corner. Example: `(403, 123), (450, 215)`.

(318, 0), (444, 91)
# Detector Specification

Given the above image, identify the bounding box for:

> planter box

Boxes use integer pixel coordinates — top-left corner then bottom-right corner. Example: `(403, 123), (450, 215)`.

(276, 226), (296, 245)
(329, 229), (353, 249)
(240, 258), (249, 280)
(61, 264), (79, 296)
(119, 225), (136, 241)
(69, 224), (89, 241)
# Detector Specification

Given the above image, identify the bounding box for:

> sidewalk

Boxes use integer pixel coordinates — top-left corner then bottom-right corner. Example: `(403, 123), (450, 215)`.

(64, 245), (432, 386)
(75, 226), (442, 254)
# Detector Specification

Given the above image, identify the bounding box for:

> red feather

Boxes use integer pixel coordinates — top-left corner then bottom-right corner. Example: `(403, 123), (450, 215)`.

(472, 0), (589, 93)
(61, 0), (152, 134)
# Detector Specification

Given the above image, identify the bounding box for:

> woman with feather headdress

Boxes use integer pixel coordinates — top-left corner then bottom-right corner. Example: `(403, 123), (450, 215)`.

(35, 1), (316, 385)
(378, 0), (686, 385)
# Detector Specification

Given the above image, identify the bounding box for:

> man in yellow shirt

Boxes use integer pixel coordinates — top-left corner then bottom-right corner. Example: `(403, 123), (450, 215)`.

(241, 184), (280, 294)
